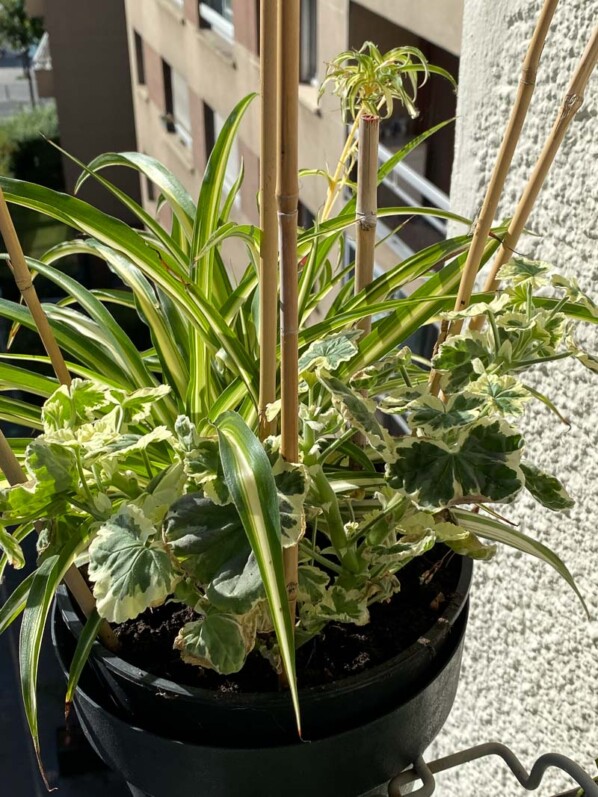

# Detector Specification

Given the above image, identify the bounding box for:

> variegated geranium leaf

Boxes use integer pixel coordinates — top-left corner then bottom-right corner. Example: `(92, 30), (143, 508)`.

(41, 379), (118, 432)
(521, 462), (574, 511)
(174, 417), (228, 499)
(432, 333), (493, 392)
(498, 256), (551, 288)
(298, 330), (361, 373)
(551, 274), (598, 319)
(388, 419), (524, 508)
(441, 294), (511, 321)
(376, 383), (429, 413)
(435, 524), (497, 560)
(317, 371), (396, 461)
(163, 493), (264, 614)
(576, 350), (598, 374)
(88, 505), (177, 623)
(316, 585), (370, 626)
(408, 393), (483, 435)
(25, 439), (78, 493)
(369, 530), (436, 573)
(174, 611), (256, 674)
(297, 564), (330, 603)
(120, 385), (172, 423)
(466, 374), (530, 417)
(138, 462), (186, 525)
(273, 458), (309, 547)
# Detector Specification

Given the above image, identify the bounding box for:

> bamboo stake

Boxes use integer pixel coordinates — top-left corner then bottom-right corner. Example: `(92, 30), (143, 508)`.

(355, 114), (379, 338)
(475, 26), (598, 303)
(0, 190), (71, 386)
(0, 190), (118, 651)
(448, 0), (560, 338)
(277, 0), (300, 617)
(258, 0), (279, 440)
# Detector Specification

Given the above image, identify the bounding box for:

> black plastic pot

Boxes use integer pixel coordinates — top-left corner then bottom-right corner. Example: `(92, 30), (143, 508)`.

(52, 556), (472, 797)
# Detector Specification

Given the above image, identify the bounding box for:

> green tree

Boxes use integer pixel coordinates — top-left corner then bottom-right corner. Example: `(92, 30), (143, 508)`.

(0, 0), (44, 107)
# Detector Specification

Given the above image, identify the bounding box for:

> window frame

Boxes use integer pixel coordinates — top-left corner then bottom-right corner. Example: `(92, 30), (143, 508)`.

(199, 0), (234, 42)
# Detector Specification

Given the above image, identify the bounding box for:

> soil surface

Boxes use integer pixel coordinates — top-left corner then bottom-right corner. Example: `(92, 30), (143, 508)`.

(113, 548), (462, 693)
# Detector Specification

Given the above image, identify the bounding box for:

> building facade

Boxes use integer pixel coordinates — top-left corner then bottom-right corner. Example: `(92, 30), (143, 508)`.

(25, 0), (141, 222)
(124, 0), (463, 272)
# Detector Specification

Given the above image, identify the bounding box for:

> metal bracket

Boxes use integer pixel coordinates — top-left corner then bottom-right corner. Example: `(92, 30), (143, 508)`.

(388, 743), (598, 797)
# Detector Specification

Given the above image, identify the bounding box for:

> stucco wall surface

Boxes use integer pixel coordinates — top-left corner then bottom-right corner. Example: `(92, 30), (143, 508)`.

(434, 1), (598, 795)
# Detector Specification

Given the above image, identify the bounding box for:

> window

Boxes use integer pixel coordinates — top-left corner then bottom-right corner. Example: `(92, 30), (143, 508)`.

(200, 0), (234, 41)
(162, 60), (192, 147)
(172, 69), (192, 147)
(300, 0), (317, 85)
(204, 102), (240, 200)
(133, 31), (145, 85)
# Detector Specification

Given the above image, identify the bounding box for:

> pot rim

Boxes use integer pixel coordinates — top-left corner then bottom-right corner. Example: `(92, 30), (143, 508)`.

(52, 598), (470, 754)
(56, 554), (473, 707)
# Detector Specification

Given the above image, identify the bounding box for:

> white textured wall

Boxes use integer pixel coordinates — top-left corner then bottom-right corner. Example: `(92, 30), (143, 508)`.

(434, 1), (598, 794)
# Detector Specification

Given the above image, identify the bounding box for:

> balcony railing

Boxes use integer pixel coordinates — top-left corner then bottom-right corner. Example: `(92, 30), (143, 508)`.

(377, 141), (450, 239)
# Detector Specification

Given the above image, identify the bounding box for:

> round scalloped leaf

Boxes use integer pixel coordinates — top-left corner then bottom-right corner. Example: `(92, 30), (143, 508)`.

(88, 505), (176, 623)
(174, 613), (253, 674)
(298, 331), (361, 373)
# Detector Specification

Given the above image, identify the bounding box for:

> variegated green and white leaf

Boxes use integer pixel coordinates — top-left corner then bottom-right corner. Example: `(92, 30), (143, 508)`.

(466, 374), (530, 417)
(317, 371), (396, 461)
(175, 612), (256, 674)
(432, 333), (493, 393)
(408, 393), (483, 435)
(298, 331), (361, 373)
(452, 508), (588, 615)
(388, 419), (524, 508)
(88, 505), (177, 623)
(214, 411), (300, 731)
(521, 462), (574, 511)
(498, 256), (551, 288)
(163, 493), (264, 614)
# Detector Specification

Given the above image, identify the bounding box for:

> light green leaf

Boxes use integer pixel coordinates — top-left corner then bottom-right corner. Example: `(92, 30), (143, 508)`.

(273, 458), (309, 547)
(551, 274), (598, 319)
(88, 505), (177, 623)
(298, 331), (361, 373)
(498, 256), (551, 288)
(297, 565), (330, 603)
(466, 374), (530, 417)
(0, 527), (25, 569)
(214, 411), (300, 733)
(388, 419), (524, 508)
(521, 462), (574, 511)
(317, 371), (396, 461)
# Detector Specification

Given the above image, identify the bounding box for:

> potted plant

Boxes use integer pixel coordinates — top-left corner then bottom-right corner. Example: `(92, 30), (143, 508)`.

(0, 4), (596, 796)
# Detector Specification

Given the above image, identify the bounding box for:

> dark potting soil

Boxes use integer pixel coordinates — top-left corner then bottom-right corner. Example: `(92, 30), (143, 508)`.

(113, 548), (461, 693)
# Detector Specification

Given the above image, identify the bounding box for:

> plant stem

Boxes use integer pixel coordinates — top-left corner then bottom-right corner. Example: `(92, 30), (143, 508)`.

(258, 0), (279, 440)
(277, 0), (300, 619)
(475, 25), (598, 304)
(321, 112), (362, 221)
(311, 465), (360, 573)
